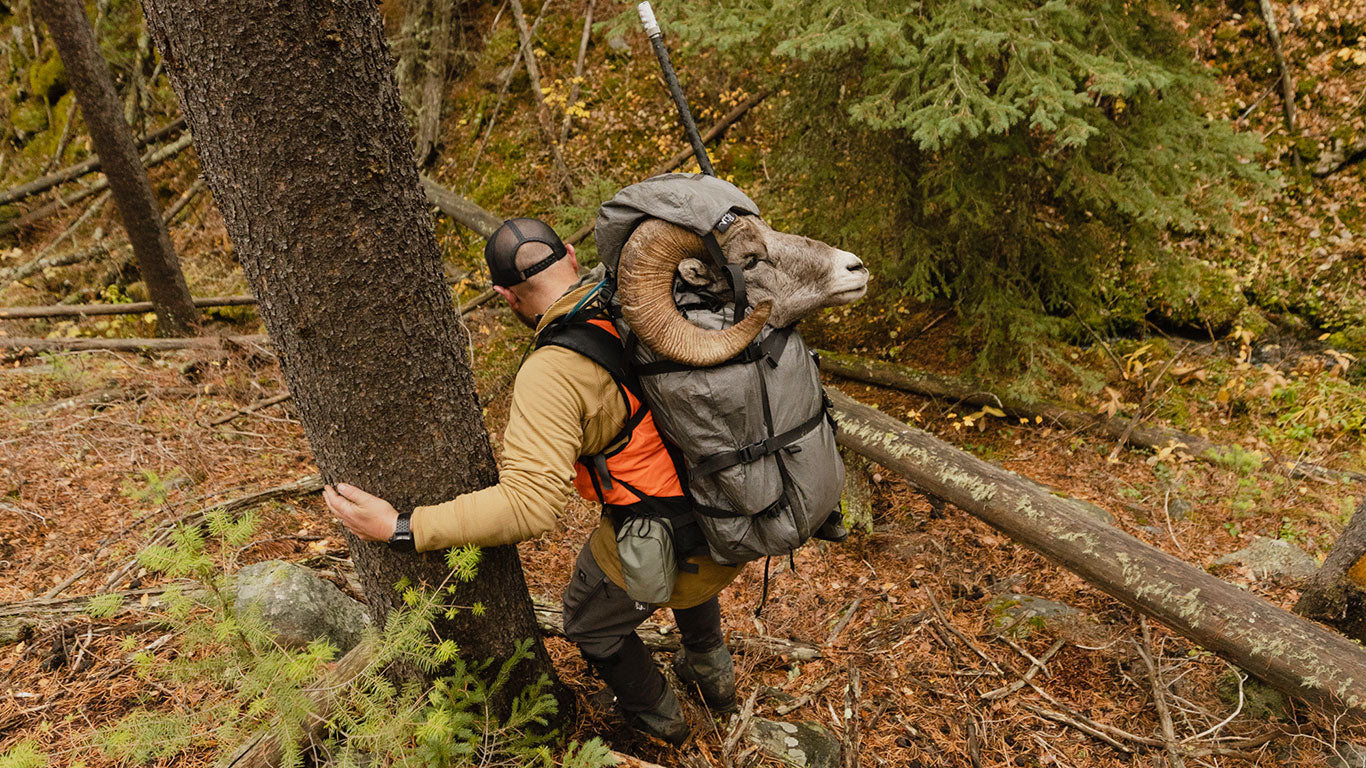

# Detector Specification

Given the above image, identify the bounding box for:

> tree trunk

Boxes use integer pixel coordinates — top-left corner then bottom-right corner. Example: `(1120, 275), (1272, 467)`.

(32, 0), (197, 335)
(139, 0), (567, 724)
(828, 388), (1366, 715)
(1297, 498), (1366, 642)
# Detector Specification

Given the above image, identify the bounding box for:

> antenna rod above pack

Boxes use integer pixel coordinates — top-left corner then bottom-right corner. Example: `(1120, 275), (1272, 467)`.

(637, 2), (715, 176)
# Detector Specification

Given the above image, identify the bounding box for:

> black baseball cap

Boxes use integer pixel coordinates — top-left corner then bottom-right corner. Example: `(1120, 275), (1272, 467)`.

(484, 218), (568, 288)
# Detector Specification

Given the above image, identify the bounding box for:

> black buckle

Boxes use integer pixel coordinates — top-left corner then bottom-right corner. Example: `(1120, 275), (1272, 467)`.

(735, 440), (769, 464)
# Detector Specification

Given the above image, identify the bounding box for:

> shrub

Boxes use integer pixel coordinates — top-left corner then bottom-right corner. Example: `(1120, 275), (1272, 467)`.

(671, 0), (1269, 374)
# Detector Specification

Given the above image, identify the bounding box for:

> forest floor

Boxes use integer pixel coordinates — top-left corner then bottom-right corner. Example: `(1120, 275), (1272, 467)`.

(1, 0), (1365, 766)
(0, 305), (1362, 767)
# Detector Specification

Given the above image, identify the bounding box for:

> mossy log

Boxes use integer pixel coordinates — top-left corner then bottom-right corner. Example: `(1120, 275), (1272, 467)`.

(0, 334), (269, 355)
(828, 388), (1366, 715)
(0, 295), (256, 319)
(819, 350), (1365, 484)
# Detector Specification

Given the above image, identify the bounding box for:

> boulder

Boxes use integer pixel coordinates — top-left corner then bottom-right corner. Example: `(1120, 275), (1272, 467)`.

(1213, 537), (1318, 584)
(232, 560), (369, 652)
(746, 717), (840, 768)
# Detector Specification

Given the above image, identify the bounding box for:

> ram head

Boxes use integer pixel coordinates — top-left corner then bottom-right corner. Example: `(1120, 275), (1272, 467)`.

(618, 216), (868, 366)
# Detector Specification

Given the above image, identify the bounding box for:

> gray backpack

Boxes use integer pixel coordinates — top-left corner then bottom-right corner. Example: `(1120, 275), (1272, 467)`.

(590, 174), (847, 566)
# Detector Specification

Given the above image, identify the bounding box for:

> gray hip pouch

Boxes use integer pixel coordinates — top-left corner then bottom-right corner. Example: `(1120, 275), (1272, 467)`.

(616, 515), (678, 605)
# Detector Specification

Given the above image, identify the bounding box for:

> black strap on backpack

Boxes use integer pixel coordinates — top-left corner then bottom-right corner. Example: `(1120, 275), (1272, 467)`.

(535, 309), (709, 568)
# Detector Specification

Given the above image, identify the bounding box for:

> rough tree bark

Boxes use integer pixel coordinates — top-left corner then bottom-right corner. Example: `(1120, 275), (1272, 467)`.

(829, 389), (1366, 715)
(1297, 498), (1366, 642)
(31, 0), (197, 335)
(139, 0), (568, 723)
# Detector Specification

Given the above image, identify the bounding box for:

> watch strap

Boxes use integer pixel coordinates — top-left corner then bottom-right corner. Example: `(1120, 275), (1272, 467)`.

(388, 511), (415, 552)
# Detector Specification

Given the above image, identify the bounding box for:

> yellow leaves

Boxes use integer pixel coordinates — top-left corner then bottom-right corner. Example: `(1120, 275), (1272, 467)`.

(1336, 46), (1366, 66)
(1098, 387), (1131, 418)
(1146, 440), (1193, 466)
(958, 405), (1006, 431)
(1120, 343), (1152, 381)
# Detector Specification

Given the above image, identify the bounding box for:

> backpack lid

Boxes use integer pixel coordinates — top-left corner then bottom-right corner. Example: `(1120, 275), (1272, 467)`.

(594, 173), (761, 272)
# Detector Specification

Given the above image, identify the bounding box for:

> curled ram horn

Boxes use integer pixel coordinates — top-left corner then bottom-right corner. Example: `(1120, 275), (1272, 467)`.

(617, 219), (772, 366)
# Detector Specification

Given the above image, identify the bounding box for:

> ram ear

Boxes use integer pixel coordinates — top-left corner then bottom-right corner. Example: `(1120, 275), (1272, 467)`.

(677, 258), (712, 286)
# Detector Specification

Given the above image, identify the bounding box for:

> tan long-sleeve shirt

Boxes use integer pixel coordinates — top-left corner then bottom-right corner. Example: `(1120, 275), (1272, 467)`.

(410, 284), (743, 609)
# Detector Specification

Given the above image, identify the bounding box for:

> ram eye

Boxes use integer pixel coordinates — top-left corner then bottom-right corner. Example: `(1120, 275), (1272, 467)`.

(742, 254), (763, 270)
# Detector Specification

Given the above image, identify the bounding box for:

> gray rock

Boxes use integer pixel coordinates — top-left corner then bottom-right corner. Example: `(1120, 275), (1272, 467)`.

(1329, 742), (1366, 768)
(232, 560), (369, 652)
(746, 718), (840, 768)
(1167, 497), (1193, 521)
(607, 35), (630, 53)
(987, 594), (1081, 635)
(1213, 537), (1319, 584)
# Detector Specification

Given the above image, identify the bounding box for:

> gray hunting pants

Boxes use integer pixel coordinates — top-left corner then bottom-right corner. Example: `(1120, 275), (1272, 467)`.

(561, 542), (723, 711)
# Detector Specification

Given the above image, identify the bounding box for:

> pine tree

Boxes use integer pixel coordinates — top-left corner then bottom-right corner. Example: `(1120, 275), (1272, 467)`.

(673, 0), (1269, 376)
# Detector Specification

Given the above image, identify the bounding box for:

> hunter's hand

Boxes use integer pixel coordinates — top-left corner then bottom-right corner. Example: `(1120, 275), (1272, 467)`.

(324, 483), (398, 542)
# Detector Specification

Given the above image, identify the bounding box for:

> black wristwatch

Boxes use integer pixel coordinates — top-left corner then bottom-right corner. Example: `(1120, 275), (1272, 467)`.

(388, 511), (415, 552)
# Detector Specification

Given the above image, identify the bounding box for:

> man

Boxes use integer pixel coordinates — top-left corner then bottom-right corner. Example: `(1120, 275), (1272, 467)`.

(323, 217), (741, 745)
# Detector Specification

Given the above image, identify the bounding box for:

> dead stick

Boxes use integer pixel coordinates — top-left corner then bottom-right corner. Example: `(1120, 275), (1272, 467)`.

(826, 596), (862, 646)
(0, 334), (269, 355)
(558, 0), (595, 146)
(0, 117), (186, 207)
(210, 392), (291, 426)
(508, 0), (575, 196)
(1257, 0), (1297, 134)
(461, 0), (552, 193)
(1021, 703), (1135, 755)
(980, 637), (1065, 701)
(0, 133), (194, 237)
(1138, 618), (1185, 768)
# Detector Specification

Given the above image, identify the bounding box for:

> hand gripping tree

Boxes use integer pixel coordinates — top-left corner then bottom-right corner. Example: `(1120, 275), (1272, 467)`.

(139, 0), (568, 721)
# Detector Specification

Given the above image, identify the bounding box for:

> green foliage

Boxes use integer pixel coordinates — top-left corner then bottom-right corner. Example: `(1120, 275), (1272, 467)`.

(89, 515), (604, 767)
(671, 0), (1269, 373)
(0, 740), (48, 768)
(1204, 444), (1265, 475)
(120, 467), (189, 507)
(85, 592), (125, 619)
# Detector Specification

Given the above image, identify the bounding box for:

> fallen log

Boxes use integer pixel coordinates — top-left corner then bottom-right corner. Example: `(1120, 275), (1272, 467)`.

(0, 117), (186, 207)
(0, 333), (268, 355)
(820, 350), (1365, 484)
(25, 383), (200, 415)
(209, 391), (291, 426)
(420, 176), (501, 238)
(0, 132), (195, 237)
(0, 294), (255, 319)
(828, 387), (1366, 715)
(1, 294), (495, 358)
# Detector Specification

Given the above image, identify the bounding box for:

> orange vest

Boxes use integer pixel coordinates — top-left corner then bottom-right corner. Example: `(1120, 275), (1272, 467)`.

(570, 319), (685, 507)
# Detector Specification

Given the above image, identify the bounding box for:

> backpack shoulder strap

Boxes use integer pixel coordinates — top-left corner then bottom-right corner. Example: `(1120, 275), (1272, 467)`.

(535, 318), (643, 401)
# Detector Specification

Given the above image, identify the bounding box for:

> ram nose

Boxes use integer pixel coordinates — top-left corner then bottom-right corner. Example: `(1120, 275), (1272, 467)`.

(839, 250), (867, 274)
(829, 250), (869, 301)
